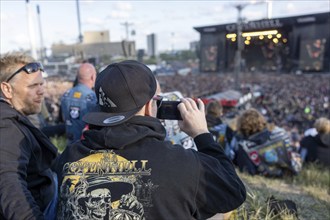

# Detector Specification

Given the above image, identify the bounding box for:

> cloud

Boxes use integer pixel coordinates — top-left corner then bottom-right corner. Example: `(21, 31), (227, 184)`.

(0, 11), (17, 25)
(244, 10), (265, 21)
(102, 2), (133, 20)
(0, 12), (9, 22)
(84, 17), (105, 27)
(114, 2), (133, 11)
(286, 3), (295, 13)
(0, 33), (30, 53)
(0, 11), (30, 52)
(108, 11), (131, 19)
(84, 0), (95, 4)
(12, 34), (30, 45)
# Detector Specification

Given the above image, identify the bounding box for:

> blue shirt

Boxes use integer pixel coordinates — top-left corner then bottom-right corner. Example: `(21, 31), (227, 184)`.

(61, 83), (97, 144)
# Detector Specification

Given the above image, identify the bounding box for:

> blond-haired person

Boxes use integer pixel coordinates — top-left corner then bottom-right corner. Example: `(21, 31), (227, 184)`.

(299, 117), (330, 165)
(0, 52), (58, 219)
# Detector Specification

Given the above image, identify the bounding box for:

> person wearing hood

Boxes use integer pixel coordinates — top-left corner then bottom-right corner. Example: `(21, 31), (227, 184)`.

(55, 60), (246, 220)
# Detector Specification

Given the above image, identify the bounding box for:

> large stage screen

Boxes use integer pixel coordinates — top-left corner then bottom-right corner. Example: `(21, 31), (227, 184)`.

(201, 45), (218, 72)
(299, 38), (326, 71)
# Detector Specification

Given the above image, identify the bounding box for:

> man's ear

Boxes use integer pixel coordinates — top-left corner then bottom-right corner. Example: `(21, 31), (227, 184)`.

(91, 72), (96, 82)
(0, 82), (13, 99)
(144, 100), (153, 116)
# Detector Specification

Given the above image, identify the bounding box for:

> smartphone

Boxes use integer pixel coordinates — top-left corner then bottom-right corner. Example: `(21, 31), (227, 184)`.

(156, 100), (182, 120)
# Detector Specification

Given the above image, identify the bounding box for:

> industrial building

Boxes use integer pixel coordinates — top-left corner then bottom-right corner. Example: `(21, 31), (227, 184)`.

(51, 30), (136, 62)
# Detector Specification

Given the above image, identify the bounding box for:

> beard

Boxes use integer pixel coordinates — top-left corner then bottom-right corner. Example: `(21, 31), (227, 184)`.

(22, 100), (43, 116)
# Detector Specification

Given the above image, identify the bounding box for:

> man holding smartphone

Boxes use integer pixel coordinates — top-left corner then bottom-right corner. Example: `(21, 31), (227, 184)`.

(55, 60), (246, 220)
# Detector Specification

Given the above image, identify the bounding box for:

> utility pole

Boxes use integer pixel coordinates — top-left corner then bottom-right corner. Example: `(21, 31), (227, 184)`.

(36, 5), (45, 62)
(171, 32), (175, 52)
(26, 0), (38, 59)
(266, 0), (273, 19)
(121, 21), (133, 40)
(233, 4), (247, 90)
(232, 1), (267, 90)
(76, 0), (83, 43)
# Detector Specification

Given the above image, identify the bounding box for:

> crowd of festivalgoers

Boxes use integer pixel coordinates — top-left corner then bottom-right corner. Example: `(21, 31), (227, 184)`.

(157, 72), (330, 134)
(1, 52), (328, 219)
(41, 70), (329, 169)
(43, 71), (329, 136)
(156, 72), (330, 170)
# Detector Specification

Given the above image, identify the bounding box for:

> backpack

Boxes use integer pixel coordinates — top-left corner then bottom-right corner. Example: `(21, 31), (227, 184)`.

(235, 128), (302, 177)
(209, 124), (237, 160)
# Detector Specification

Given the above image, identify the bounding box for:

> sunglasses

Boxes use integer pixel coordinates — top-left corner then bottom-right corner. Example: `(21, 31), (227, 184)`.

(152, 95), (164, 108)
(6, 62), (44, 82)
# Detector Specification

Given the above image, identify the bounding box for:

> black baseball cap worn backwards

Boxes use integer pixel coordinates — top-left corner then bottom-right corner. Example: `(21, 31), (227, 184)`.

(83, 60), (157, 126)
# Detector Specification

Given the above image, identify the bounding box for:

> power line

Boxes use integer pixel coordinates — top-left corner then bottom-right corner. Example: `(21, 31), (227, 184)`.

(121, 22), (134, 41)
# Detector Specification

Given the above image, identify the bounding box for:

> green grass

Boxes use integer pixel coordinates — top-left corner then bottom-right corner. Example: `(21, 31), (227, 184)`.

(50, 135), (67, 153)
(237, 165), (330, 220)
(293, 163), (330, 190)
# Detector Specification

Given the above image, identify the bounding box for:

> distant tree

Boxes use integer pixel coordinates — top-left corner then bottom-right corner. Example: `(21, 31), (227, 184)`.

(144, 57), (158, 64)
(159, 52), (176, 62)
(179, 50), (197, 60)
(100, 54), (112, 64)
(159, 50), (197, 62)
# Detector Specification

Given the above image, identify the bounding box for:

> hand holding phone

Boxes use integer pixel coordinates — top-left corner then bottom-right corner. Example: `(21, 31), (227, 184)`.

(177, 98), (209, 138)
(156, 100), (182, 120)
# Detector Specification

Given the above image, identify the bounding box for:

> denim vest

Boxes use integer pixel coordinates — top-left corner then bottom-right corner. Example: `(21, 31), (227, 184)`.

(61, 83), (97, 144)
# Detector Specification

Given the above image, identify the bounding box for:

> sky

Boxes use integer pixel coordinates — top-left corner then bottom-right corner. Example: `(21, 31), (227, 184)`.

(1, 0), (329, 55)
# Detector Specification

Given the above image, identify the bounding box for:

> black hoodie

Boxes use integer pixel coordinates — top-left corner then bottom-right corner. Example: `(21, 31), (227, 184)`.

(0, 100), (58, 220)
(56, 116), (246, 220)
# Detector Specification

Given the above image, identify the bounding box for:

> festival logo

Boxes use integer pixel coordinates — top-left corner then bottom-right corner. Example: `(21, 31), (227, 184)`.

(58, 150), (158, 220)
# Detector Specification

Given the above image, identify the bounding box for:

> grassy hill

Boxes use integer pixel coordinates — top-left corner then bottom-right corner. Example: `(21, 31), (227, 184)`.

(237, 163), (329, 220)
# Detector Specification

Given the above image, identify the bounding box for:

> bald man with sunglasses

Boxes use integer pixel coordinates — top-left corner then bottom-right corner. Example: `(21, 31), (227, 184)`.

(0, 52), (58, 220)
